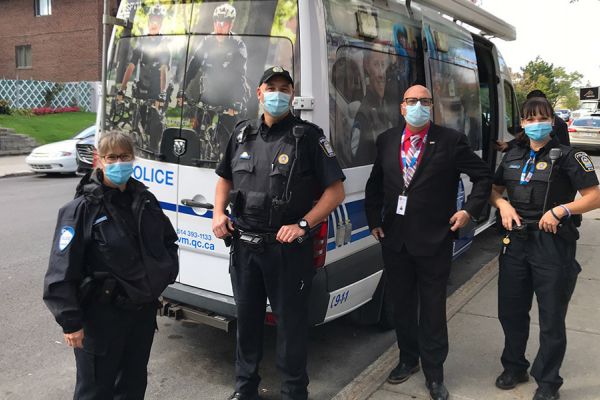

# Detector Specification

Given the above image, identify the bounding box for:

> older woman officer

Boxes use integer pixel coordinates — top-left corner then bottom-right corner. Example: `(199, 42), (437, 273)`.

(43, 131), (179, 399)
(490, 97), (600, 400)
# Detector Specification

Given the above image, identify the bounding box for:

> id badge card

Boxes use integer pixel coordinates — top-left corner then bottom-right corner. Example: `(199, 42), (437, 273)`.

(396, 195), (408, 215)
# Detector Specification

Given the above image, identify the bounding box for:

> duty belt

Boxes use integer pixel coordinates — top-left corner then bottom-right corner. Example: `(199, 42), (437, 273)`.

(235, 229), (279, 246)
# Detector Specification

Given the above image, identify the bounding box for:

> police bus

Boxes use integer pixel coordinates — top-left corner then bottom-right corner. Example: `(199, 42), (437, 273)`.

(100, 0), (519, 330)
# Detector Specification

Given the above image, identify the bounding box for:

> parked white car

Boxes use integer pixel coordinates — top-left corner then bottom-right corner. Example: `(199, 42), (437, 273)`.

(26, 126), (96, 174)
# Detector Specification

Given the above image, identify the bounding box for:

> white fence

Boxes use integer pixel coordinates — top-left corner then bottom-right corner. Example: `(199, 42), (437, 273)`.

(0, 79), (100, 112)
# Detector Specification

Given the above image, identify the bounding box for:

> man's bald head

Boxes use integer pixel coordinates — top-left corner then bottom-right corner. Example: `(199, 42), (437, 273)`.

(403, 85), (431, 100)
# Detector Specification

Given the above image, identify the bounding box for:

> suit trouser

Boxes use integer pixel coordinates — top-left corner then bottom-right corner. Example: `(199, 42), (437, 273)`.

(73, 302), (157, 400)
(382, 239), (453, 382)
(230, 237), (314, 400)
(498, 230), (580, 392)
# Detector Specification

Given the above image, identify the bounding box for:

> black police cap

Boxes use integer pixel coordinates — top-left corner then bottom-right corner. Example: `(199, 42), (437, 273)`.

(259, 66), (294, 87)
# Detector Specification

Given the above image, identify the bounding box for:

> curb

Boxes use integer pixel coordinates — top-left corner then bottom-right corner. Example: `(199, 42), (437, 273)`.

(0, 171), (35, 179)
(332, 257), (500, 400)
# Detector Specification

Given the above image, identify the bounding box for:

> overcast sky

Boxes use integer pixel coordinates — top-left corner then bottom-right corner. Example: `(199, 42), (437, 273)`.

(480, 0), (600, 86)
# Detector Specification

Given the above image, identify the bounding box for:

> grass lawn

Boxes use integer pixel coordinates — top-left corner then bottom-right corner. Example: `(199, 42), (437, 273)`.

(0, 112), (96, 144)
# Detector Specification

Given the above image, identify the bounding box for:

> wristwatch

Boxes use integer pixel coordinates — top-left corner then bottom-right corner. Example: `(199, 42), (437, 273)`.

(297, 219), (310, 235)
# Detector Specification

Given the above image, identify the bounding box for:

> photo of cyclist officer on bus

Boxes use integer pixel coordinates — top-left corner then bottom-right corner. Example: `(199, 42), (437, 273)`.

(118, 4), (173, 158)
(182, 3), (250, 162)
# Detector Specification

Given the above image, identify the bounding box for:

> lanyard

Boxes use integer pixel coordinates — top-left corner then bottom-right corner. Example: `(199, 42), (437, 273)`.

(520, 150), (536, 185)
(400, 129), (427, 171)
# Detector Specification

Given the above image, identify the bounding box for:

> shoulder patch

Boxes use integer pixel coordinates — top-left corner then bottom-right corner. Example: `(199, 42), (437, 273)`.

(319, 136), (336, 158)
(574, 151), (595, 173)
(59, 226), (75, 251)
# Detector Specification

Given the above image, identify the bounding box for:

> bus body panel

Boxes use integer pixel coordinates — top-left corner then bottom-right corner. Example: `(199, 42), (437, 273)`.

(101, 0), (518, 327)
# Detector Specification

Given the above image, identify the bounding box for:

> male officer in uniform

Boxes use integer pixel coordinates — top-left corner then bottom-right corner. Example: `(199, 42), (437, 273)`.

(212, 67), (346, 400)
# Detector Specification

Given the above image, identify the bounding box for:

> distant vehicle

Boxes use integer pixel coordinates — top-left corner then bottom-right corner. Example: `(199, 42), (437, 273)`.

(26, 126), (96, 174)
(572, 86), (600, 120)
(555, 109), (570, 122)
(568, 115), (600, 150)
(76, 134), (96, 175)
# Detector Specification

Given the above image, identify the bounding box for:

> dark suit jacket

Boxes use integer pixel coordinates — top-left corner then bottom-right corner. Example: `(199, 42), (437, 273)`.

(364, 122), (493, 256)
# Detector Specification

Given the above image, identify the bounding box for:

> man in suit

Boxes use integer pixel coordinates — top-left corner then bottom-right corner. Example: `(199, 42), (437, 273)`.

(365, 85), (493, 400)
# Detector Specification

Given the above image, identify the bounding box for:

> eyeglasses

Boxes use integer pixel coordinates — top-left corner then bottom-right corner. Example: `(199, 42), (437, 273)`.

(404, 97), (433, 106)
(101, 153), (133, 163)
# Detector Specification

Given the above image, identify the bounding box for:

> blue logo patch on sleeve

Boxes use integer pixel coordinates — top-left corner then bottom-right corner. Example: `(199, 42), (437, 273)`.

(59, 226), (75, 251)
(574, 151), (595, 173)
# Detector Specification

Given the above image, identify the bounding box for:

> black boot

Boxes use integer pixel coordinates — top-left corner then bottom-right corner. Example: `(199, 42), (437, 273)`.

(426, 380), (449, 400)
(386, 362), (420, 384)
(533, 387), (560, 400)
(495, 369), (529, 390)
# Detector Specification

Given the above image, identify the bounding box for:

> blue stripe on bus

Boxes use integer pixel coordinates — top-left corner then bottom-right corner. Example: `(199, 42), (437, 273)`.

(159, 199), (370, 247)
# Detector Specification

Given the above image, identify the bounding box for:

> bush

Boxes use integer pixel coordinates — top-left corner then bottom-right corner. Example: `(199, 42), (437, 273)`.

(12, 108), (34, 117)
(0, 99), (11, 115)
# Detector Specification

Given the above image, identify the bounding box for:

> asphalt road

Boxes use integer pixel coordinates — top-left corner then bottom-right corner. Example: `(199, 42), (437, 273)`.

(0, 173), (507, 400)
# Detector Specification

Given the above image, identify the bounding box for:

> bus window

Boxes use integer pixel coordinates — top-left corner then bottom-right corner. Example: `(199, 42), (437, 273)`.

(503, 80), (520, 136)
(106, 35), (189, 159)
(324, 0), (421, 167)
(429, 60), (482, 151)
(330, 47), (415, 168)
(104, 0), (298, 166)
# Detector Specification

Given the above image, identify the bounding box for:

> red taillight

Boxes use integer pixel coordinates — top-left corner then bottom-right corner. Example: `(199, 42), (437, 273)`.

(568, 127), (577, 133)
(92, 148), (98, 168)
(313, 220), (328, 268)
(265, 312), (277, 326)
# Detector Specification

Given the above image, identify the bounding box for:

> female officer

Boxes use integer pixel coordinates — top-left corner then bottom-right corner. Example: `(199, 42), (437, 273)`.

(43, 131), (179, 399)
(490, 97), (600, 400)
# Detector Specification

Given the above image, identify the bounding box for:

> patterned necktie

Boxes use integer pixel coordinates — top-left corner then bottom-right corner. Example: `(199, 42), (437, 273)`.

(404, 134), (422, 188)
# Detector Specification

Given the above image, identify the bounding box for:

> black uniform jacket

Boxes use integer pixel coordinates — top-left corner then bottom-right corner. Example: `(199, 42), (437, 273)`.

(216, 113), (346, 232)
(494, 137), (598, 232)
(365, 122), (493, 256)
(43, 170), (179, 333)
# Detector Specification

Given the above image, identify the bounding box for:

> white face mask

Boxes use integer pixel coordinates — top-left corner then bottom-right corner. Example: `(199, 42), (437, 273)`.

(405, 101), (431, 127)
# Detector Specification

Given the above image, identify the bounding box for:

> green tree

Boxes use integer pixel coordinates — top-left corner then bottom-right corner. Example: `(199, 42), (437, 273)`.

(512, 56), (583, 109)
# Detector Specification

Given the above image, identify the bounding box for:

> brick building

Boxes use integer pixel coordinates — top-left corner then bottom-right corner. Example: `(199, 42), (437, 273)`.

(0, 0), (119, 82)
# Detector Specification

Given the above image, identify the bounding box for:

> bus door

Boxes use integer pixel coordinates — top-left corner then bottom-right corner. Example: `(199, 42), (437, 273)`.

(472, 34), (500, 223)
(420, 10), (483, 254)
(104, 1), (198, 284)
(176, 1), (298, 295)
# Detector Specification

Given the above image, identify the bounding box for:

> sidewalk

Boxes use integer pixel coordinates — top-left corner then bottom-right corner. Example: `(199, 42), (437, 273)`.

(336, 209), (600, 400)
(0, 155), (32, 178)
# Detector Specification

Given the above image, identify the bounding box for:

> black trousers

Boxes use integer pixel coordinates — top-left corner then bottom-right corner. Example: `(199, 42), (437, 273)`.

(230, 237), (314, 400)
(382, 239), (453, 382)
(73, 302), (157, 400)
(499, 230), (580, 392)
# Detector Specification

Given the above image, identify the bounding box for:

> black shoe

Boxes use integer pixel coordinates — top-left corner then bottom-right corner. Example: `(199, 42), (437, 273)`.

(227, 392), (259, 400)
(386, 362), (420, 384)
(533, 388), (560, 400)
(495, 369), (529, 390)
(426, 381), (449, 400)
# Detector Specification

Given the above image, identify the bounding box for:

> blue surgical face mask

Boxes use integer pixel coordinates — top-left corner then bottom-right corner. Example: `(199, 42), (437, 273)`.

(104, 162), (134, 186)
(524, 121), (552, 141)
(405, 102), (431, 127)
(263, 91), (291, 117)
